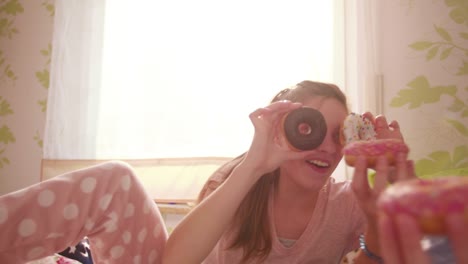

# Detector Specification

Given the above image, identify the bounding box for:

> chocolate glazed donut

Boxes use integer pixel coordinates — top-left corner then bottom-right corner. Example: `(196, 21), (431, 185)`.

(282, 107), (327, 151)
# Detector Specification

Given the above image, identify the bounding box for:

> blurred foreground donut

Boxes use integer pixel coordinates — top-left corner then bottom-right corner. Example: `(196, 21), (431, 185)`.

(341, 113), (408, 167)
(378, 176), (468, 235)
(281, 107), (327, 151)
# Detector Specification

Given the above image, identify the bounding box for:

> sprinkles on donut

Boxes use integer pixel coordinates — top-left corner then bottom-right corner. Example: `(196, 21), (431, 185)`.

(341, 112), (409, 167)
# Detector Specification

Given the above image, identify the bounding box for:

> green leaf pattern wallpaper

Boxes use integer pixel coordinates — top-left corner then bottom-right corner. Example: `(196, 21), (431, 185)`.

(0, 0), (54, 194)
(0, 0), (22, 183)
(383, 0), (467, 177)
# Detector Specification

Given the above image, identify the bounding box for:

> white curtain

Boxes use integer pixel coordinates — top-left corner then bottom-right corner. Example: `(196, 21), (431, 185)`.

(344, 0), (382, 114)
(44, 0), (377, 187)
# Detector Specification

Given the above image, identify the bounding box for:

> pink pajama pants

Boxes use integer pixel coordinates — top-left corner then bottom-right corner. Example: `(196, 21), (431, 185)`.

(0, 161), (168, 263)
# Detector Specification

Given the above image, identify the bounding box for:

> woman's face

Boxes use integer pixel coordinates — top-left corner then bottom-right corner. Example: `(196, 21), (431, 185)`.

(279, 96), (348, 189)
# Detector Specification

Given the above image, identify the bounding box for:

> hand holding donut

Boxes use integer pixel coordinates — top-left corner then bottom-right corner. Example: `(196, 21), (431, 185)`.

(242, 100), (320, 176)
(341, 112), (409, 167)
(350, 116), (415, 261)
(362, 112), (404, 141)
(351, 151), (415, 261)
(378, 196), (468, 264)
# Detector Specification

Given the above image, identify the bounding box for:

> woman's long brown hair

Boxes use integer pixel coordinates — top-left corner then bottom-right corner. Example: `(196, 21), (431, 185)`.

(197, 80), (348, 262)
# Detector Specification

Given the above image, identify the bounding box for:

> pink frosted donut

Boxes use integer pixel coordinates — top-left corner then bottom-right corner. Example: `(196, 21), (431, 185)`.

(343, 139), (409, 167)
(378, 176), (468, 234)
(340, 113), (409, 167)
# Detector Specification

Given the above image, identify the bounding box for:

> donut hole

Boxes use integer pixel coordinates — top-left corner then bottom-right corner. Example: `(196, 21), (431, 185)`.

(297, 123), (312, 135)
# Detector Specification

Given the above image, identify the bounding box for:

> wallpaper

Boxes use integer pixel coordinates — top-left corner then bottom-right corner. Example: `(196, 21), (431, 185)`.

(386, 0), (468, 177)
(0, 0), (21, 177)
(0, 0), (54, 195)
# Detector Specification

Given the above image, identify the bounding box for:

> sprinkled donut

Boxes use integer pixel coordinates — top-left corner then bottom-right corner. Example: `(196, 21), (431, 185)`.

(281, 107), (327, 151)
(378, 176), (468, 234)
(341, 112), (377, 144)
(341, 113), (409, 167)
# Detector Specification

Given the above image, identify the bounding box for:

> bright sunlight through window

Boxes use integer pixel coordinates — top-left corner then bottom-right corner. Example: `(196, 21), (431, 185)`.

(97, 1), (343, 159)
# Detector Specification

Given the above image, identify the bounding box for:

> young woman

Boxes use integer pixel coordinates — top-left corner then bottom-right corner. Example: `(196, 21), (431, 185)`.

(1, 81), (463, 263)
(163, 80), (412, 263)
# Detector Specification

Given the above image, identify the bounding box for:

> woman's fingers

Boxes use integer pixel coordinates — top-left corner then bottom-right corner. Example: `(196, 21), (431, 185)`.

(374, 115), (389, 131)
(266, 100), (302, 114)
(373, 156), (389, 193)
(351, 156), (371, 200)
(395, 152), (410, 181)
(395, 214), (430, 264)
(362, 112), (375, 123)
(389, 120), (400, 132)
(249, 107), (271, 120)
(446, 213), (468, 264)
(249, 101), (301, 130)
(405, 160), (417, 180)
(382, 213), (468, 264)
(379, 213), (430, 264)
(378, 213), (404, 264)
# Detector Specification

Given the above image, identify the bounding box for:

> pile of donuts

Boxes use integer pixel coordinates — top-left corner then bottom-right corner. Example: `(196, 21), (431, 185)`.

(341, 112), (468, 235)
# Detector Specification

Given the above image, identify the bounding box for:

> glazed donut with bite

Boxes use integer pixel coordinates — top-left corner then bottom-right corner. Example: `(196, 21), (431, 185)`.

(378, 176), (468, 235)
(341, 113), (409, 167)
(281, 107), (327, 151)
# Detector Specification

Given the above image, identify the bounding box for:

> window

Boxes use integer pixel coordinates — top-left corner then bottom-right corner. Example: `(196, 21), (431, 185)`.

(44, 1), (357, 202)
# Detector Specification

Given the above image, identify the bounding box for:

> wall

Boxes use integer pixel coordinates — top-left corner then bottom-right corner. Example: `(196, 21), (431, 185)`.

(380, 0), (468, 177)
(0, 0), (54, 195)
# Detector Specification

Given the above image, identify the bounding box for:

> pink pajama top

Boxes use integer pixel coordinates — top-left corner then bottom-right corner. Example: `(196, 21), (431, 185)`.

(203, 178), (366, 264)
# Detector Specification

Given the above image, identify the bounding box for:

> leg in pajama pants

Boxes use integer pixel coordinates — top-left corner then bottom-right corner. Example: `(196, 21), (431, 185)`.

(0, 161), (168, 264)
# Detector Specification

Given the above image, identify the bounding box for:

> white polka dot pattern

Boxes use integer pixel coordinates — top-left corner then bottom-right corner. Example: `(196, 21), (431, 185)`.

(148, 250), (158, 263)
(38, 189), (55, 207)
(63, 203), (79, 220)
(110, 245), (124, 259)
(121, 175), (131, 191)
(99, 194), (113, 211)
(80, 177), (97, 193)
(46, 232), (64, 239)
(133, 255), (141, 264)
(124, 203), (135, 218)
(18, 219), (36, 237)
(138, 228), (147, 243)
(122, 231), (132, 244)
(104, 213), (118, 233)
(27, 246), (45, 260)
(85, 219), (95, 230)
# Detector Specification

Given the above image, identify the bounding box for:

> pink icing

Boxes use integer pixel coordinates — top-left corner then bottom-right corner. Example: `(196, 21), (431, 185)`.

(378, 177), (468, 217)
(342, 139), (408, 155)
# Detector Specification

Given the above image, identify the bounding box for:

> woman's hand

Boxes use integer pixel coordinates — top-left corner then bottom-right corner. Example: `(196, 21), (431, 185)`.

(351, 113), (415, 222)
(362, 112), (410, 183)
(241, 100), (318, 176)
(350, 112), (415, 260)
(378, 212), (468, 264)
(352, 152), (414, 222)
(363, 112), (404, 141)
